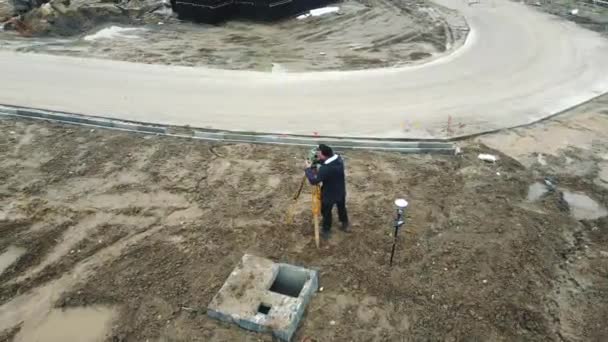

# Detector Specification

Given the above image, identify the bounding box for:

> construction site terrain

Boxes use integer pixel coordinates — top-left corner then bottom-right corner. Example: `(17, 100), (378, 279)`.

(1, 95), (608, 341)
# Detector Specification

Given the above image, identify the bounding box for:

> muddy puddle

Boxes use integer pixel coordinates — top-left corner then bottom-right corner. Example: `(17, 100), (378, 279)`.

(598, 163), (608, 187)
(526, 182), (548, 202)
(14, 306), (116, 342)
(0, 246), (25, 275)
(525, 183), (608, 220)
(562, 191), (608, 220)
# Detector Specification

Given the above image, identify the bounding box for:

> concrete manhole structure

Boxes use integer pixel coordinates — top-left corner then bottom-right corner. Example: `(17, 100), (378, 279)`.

(208, 254), (319, 341)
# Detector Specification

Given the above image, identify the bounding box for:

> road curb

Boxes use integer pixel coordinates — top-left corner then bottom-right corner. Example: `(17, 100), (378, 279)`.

(0, 105), (457, 154)
(6, 105), (167, 135)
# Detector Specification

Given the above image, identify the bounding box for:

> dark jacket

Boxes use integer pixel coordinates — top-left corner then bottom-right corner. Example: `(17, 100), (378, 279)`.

(305, 155), (346, 203)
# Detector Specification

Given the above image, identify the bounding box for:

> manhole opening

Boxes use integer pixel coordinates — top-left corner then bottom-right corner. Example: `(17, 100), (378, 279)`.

(257, 303), (271, 315)
(269, 265), (308, 298)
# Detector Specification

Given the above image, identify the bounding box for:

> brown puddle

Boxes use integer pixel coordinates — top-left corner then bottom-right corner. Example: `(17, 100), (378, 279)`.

(15, 306), (116, 342)
(562, 191), (608, 220)
(526, 182), (548, 202)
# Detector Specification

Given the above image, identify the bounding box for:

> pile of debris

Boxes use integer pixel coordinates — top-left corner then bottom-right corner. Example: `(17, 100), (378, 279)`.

(0, 0), (14, 22)
(1, 0), (172, 36)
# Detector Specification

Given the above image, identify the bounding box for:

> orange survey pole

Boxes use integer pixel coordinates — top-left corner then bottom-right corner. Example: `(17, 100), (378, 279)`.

(285, 176), (307, 225)
(311, 185), (321, 248)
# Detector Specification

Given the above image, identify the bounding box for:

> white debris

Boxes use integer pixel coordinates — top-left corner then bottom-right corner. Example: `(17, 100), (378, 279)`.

(319, 52), (326, 56)
(570, 8), (579, 16)
(329, 320), (336, 326)
(478, 154), (498, 163)
(84, 26), (144, 41)
(537, 153), (547, 166)
(319, 287), (324, 292)
(496, 172), (501, 176)
(9, 131), (16, 134)
(310, 7), (339, 16)
(482, 279), (488, 284)
(154, 7), (174, 16)
(40, 3), (53, 15)
(297, 6), (340, 19)
(271, 63), (287, 73)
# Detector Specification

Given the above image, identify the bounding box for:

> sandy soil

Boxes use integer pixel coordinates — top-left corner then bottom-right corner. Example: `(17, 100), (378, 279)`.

(0, 95), (607, 341)
(1, 0), (467, 71)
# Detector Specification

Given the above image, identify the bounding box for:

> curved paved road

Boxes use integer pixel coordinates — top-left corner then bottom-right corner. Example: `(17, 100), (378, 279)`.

(1, 0), (608, 138)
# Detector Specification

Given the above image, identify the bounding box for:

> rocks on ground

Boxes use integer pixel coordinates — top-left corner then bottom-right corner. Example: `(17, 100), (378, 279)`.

(1, 0), (172, 36)
(0, 0), (14, 21)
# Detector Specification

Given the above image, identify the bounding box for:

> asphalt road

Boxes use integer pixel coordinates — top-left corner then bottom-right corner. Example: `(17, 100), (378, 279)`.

(1, 0), (608, 138)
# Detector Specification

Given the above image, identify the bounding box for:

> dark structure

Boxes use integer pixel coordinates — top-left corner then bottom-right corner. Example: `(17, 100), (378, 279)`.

(170, 0), (333, 23)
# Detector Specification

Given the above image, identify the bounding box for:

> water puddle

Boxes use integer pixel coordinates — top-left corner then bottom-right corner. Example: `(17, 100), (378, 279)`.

(598, 163), (608, 183)
(0, 225), (163, 334)
(562, 191), (608, 220)
(271, 63), (288, 73)
(0, 246), (26, 275)
(15, 306), (116, 342)
(84, 26), (145, 41)
(526, 182), (548, 202)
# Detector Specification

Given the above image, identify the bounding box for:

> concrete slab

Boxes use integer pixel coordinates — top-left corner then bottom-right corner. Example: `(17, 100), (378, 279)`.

(208, 254), (318, 341)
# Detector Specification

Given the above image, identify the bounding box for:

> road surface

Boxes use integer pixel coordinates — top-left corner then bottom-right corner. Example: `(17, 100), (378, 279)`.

(1, 0), (608, 138)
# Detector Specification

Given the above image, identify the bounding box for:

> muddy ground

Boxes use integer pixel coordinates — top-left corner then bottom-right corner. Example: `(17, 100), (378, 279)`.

(0, 95), (607, 341)
(519, 0), (608, 35)
(0, 0), (467, 71)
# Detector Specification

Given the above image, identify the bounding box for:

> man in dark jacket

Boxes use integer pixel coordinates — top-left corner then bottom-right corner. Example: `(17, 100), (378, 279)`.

(305, 144), (349, 239)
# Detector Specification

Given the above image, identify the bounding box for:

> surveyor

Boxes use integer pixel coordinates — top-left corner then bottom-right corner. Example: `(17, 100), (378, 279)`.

(305, 144), (349, 239)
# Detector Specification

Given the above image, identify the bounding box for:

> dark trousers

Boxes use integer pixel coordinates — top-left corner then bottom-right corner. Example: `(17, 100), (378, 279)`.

(321, 197), (348, 231)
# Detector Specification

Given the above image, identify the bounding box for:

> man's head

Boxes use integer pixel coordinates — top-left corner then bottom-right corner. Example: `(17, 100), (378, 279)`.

(316, 144), (334, 161)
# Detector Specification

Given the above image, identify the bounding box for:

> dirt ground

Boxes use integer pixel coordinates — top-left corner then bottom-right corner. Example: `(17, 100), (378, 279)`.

(0, 95), (607, 341)
(519, 0), (608, 35)
(0, 0), (467, 71)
